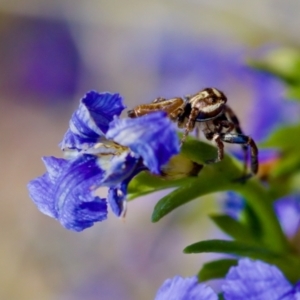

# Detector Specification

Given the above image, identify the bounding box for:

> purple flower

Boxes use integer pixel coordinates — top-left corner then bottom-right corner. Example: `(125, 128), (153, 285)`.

(155, 276), (218, 300)
(223, 258), (300, 300)
(28, 91), (179, 231)
(155, 259), (300, 300)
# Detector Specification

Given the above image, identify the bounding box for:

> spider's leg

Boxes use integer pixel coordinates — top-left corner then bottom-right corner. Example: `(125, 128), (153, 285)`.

(220, 133), (258, 176)
(223, 106), (249, 174)
(181, 107), (198, 145)
(223, 105), (244, 133)
(204, 132), (224, 164)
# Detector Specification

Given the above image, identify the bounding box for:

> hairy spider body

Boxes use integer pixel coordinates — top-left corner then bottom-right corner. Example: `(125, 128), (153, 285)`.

(127, 88), (258, 177)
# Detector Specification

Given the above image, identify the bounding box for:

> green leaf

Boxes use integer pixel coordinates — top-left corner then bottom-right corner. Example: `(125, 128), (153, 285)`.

(198, 259), (237, 281)
(184, 239), (300, 283)
(261, 123), (300, 150)
(286, 84), (300, 100)
(240, 203), (263, 239)
(184, 239), (280, 261)
(151, 170), (240, 223)
(151, 140), (245, 222)
(129, 137), (288, 252)
(210, 214), (257, 244)
(261, 124), (300, 179)
(127, 170), (191, 200)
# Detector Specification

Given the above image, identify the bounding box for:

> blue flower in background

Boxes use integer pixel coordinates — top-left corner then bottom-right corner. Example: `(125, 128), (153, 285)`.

(28, 91), (179, 231)
(0, 14), (80, 102)
(275, 195), (300, 238)
(222, 191), (246, 220)
(155, 259), (300, 300)
(223, 258), (300, 300)
(155, 276), (218, 300)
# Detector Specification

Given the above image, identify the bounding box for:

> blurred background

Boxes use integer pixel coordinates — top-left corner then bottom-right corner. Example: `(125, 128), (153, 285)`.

(1, 0), (300, 299)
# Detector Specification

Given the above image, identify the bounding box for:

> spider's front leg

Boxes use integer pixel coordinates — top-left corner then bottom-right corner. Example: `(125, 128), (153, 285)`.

(220, 132), (259, 178)
(179, 106), (198, 145)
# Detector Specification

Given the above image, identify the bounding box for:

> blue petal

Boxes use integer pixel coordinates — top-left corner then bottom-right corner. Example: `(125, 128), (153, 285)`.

(42, 156), (69, 182)
(223, 258), (292, 300)
(106, 111), (180, 174)
(155, 276), (218, 300)
(60, 91), (125, 149)
(60, 129), (100, 150)
(222, 191), (245, 220)
(28, 155), (108, 231)
(101, 151), (140, 186)
(106, 155), (146, 217)
(82, 91), (126, 134)
(28, 172), (58, 218)
(107, 183), (127, 217)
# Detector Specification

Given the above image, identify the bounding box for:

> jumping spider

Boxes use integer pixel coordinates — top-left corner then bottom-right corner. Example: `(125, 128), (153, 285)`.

(127, 88), (258, 178)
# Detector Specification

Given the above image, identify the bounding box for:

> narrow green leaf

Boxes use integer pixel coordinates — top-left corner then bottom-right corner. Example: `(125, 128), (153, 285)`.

(240, 204), (263, 240)
(210, 214), (257, 244)
(198, 259), (237, 281)
(184, 239), (279, 261)
(151, 168), (240, 222)
(127, 170), (190, 200)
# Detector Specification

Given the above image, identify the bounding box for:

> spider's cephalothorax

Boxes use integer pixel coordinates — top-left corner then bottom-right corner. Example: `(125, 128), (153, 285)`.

(127, 88), (258, 178)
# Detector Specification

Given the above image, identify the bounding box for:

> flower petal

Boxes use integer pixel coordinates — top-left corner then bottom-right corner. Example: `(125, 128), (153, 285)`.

(60, 91), (125, 149)
(28, 155), (108, 231)
(223, 258), (292, 300)
(155, 276), (218, 300)
(82, 91), (126, 134)
(107, 183), (127, 217)
(106, 111), (180, 174)
(28, 172), (58, 218)
(60, 129), (99, 151)
(101, 151), (140, 185)
(104, 152), (145, 217)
